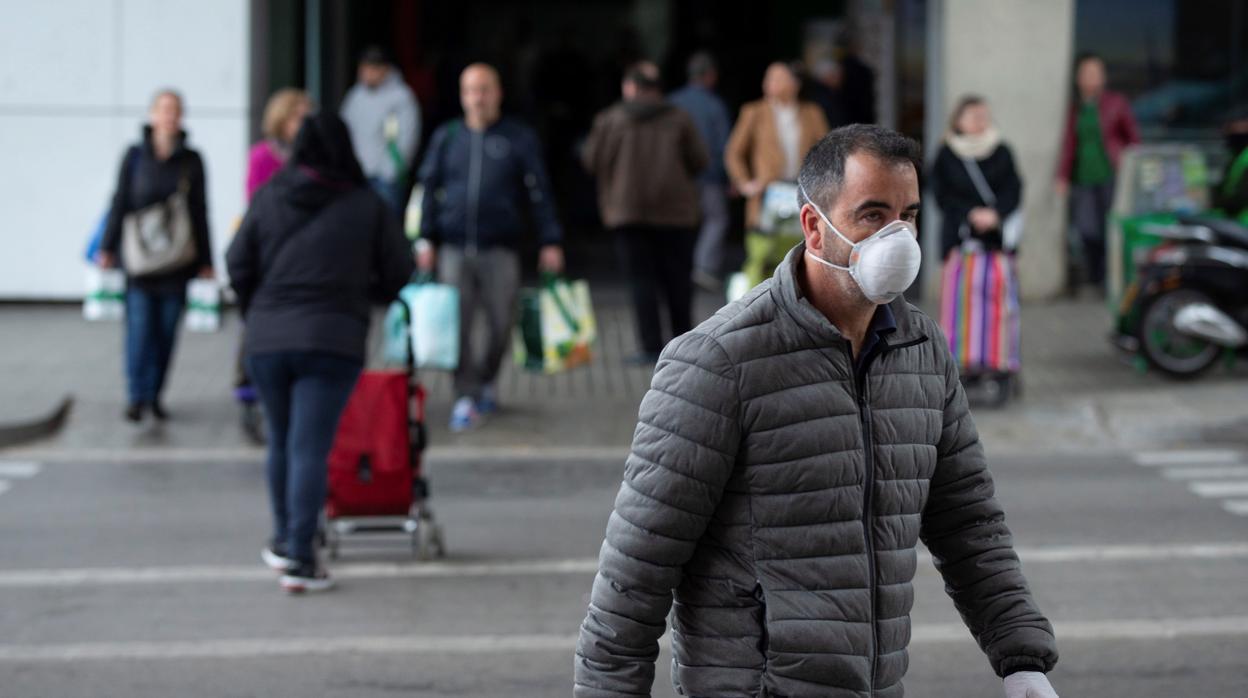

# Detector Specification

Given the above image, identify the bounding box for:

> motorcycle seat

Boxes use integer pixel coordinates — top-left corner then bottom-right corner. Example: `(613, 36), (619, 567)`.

(1175, 214), (1248, 250)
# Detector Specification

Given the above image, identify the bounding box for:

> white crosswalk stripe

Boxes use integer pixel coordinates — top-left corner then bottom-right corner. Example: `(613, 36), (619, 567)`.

(1134, 451), (1248, 517)
(1133, 450), (1244, 467)
(0, 462), (41, 478)
(1162, 465), (1248, 480)
(1189, 480), (1248, 498)
(1223, 500), (1248, 516)
(0, 461), (42, 499)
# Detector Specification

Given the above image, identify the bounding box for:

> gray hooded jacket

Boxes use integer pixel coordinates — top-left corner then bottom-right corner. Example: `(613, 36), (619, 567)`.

(575, 246), (1057, 697)
(340, 68), (421, 181)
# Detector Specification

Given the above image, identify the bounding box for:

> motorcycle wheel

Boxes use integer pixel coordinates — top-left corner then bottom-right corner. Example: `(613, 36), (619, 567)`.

(1137, 288), (1221, 379)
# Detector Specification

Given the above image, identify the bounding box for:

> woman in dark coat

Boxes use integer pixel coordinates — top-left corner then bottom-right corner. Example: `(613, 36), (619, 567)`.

(929, 95), (1023, 260)
(227, 113), (414, 592)
(98, 89), (213, 422)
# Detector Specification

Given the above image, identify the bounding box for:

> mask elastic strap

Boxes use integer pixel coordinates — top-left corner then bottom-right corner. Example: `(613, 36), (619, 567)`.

(799, 182), (855, 270)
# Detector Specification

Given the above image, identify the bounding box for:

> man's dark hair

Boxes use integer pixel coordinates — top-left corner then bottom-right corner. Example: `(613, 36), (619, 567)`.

(1074, 51), (1103, 70)
(687, 51), (716, 81)
(624, 61), (661, 91)
(359, 45), (389, 67)
(797, 124), (922, 209)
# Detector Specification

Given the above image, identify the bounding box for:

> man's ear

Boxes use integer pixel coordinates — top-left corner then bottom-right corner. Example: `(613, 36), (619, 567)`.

(800, 203), (824, 254)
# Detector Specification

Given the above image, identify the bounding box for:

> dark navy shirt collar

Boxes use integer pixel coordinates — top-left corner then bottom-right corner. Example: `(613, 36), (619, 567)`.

(856, 302), (898, 372)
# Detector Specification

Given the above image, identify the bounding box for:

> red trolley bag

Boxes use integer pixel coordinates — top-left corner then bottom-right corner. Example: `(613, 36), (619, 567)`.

(326, 370), (414, 517)
(323, 368), (443, 559)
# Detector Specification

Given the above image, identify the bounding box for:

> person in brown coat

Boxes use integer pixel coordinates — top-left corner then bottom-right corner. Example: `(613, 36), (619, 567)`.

(726, 62), (830, 285)
(582, 61), (709, 363)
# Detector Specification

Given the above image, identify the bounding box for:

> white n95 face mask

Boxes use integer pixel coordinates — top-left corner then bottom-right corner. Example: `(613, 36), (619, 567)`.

(800, 183), (922, 304)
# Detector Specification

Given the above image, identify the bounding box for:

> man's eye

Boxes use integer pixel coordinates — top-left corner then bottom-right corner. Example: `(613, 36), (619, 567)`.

(902, 213), (918, 223)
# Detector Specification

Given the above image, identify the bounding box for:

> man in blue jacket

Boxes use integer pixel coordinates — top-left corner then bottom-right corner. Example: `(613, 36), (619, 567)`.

(668, 52), (733, 290)
(417, 63), (564, 432)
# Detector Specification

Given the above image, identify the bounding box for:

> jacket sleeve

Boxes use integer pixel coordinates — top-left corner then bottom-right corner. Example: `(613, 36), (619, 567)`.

(680, 112), (711, 179)
(919, 333), (1058, 678)
(1056, 105), (1076, 183)
(397, 89), (422, 165)
(417, 125), (447, 246)
(930, 148), (980, 227)
(189, 152), (213, 270)
(724, 104), (755, 188)
(574, 332), (741, 697)
(100, 147), (136, 256)
(517, 126), (564, 247)
(1116, 94), (1141, 148)
(580, 113), (608, 177)
(225, 205), (260, 317)
(373, 199), (416, 302)
(994, 145), (1024, 220)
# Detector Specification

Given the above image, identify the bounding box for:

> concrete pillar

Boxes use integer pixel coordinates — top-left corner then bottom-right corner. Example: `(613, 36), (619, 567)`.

(932, 0), (1075, 300)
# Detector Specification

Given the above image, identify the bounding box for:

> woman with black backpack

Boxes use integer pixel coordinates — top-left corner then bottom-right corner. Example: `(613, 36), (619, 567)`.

(97, 89), (214, 422)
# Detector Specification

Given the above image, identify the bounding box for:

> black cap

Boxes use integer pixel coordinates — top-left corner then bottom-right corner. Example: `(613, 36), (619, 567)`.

(359, 45), (389, 67)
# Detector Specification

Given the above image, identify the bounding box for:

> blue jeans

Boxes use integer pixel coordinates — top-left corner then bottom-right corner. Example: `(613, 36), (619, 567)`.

(246, 352), (362, 564)
(124, 287), (185, 405)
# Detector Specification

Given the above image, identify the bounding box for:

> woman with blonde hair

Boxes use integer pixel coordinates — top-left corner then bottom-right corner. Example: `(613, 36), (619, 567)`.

(247, 88), (310, 201)
(929, 95), (1024, 405)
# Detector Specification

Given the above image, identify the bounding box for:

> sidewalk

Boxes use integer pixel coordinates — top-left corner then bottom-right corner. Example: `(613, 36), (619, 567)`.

(2, 287), (1245, 459)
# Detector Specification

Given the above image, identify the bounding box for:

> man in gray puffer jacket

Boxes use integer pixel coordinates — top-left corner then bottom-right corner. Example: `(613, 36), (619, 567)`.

(575, 125), (1059, 698)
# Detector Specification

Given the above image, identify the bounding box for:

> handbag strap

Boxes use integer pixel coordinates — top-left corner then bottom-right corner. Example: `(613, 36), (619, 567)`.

(961, 157), (997, 207)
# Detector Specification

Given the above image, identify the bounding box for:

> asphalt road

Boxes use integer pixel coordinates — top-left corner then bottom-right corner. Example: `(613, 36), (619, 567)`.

(1, 447), (1246, 697)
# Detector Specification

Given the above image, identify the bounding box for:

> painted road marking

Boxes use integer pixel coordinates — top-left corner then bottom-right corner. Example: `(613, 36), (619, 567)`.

(1134, 450), (1244, 467)
(0, 462), (41, 478)
(1188, 481), (1248, 498)
(1162, 466), (1248, 480)
(0, 446), (629, 465)
(2, 542), (1247, 589)
(1222, 500), (1248, 516)
(1, 616), (1247, 662)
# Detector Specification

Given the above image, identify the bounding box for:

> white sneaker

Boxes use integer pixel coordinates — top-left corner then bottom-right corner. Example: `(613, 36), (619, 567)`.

(279, 562), (334, 594)
(261, 544), (296, 573)
(449, 397), (479, 432)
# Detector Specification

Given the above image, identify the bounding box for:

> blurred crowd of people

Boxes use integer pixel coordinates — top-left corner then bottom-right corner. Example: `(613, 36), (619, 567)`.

(91, 40), (1248, 591)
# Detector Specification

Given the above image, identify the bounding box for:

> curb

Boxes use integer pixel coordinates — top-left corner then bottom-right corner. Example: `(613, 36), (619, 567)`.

(0, 396), (73, 449)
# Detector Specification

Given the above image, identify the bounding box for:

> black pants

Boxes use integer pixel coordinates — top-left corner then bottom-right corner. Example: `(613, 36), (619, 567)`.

(616, 225), (696, 355)
(1071, 181), (1115, 285)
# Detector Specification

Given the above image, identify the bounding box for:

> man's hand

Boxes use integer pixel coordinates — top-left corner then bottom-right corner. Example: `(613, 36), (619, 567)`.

(97, 251), (116, 269)
(738, 179), (764, 198)
(538, 245), (565, 274)
(1004, 671), (1058, 698)
(415, 241), (436, 273)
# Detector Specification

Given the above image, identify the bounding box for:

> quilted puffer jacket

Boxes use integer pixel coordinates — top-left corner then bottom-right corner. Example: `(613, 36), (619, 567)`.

(575, 245), (1057, 697)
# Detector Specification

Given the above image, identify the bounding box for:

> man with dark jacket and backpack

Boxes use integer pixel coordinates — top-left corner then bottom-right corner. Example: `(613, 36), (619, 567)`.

(416, 63), (564, 432)
(575, 125), (1060, 698)
(582, 61), (709, 364)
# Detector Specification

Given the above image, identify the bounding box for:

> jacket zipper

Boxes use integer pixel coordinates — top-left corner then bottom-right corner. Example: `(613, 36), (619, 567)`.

(844, 333), (928, 696)
(843, 342), (877, 695)
(466, 129), (484, 257)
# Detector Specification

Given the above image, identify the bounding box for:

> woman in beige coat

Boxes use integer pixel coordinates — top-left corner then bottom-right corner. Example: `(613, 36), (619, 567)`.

(725, 62), (829, 286)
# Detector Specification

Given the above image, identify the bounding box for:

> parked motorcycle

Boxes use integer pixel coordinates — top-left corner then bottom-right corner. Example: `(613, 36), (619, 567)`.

(1113, 215), (1248, 378)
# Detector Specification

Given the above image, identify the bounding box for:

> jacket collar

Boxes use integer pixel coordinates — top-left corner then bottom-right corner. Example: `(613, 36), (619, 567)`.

(769, 242), (927, 347)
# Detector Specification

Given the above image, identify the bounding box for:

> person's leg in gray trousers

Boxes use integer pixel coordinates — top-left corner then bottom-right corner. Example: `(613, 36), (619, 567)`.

(438, 245), (520, 406)
(692, 182), (730, 281)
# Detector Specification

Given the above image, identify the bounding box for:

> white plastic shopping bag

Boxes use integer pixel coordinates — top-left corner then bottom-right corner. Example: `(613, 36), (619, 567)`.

(83, 267), (125, 321)
(185, 278), (221, 332)
(400, 280), (459, 370)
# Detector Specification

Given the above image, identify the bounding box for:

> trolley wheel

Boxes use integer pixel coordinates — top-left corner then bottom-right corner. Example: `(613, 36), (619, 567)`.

(412, 519), (445, 561)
